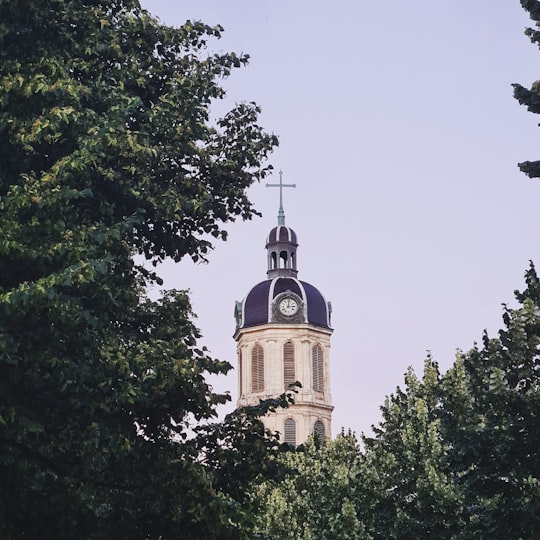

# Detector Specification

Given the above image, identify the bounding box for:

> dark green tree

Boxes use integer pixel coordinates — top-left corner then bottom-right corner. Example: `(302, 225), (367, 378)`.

(441, 264), (540, 539)
(359, 268), (540, 540)
(513, 0), (540, 177)
(0, 1), (278, 538)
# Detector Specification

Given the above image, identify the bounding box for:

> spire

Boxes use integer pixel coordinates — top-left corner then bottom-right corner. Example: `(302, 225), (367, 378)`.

(265, 170), (296, 225)
(265, 171), (299, 278)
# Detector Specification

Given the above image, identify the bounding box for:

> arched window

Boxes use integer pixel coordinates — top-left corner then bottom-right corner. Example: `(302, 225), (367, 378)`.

(283, 341), (295, 390)
(279, 250), (288, 268)
(251, 344), (264, 392)
(313, 420), (325, 441)
(284, 418), (296, 446)
(312, 344), (323, 392)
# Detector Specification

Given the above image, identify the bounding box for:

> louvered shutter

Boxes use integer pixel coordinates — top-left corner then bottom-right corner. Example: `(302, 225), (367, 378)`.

(251, 344), (264, 392)
(284, 418), (296, 446)
(283, 341), (295, 389)
(312, 344), (323, 392)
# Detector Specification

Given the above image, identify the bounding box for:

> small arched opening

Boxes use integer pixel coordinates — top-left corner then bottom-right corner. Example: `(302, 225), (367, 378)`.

(313, 420), (325, 441)
(284, 418), (296, 446)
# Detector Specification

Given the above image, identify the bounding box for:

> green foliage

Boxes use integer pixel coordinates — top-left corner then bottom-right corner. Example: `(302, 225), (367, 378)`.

(513, 1), (540, 177)
(253, 433), (367, 540)
(361, 359), (464, 540)
(0, 1), (278, 538)
(6, 1), (539, 537)
(441, 263), (540, 539)
(360, 265), (540, 539)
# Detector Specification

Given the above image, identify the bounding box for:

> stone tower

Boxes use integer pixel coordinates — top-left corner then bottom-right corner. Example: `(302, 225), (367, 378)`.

(233, 187), (333, 445)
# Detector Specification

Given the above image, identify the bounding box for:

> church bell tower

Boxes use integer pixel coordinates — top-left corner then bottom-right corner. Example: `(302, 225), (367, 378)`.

(233, 173), (333, 445)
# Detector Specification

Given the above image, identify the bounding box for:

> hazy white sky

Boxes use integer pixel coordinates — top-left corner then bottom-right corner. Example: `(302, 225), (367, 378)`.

(140, 0), (540, 436)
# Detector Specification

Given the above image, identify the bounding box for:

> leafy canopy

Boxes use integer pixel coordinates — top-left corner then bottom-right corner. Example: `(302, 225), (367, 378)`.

(0, 1), (279, 538)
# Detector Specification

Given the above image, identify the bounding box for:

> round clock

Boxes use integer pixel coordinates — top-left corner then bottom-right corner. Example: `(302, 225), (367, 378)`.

(279, 297), (299, 316)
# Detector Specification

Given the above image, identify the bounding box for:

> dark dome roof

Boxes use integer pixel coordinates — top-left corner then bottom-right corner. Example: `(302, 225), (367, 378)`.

(237, 277), (331, 330)
(266, 225), (298, 246)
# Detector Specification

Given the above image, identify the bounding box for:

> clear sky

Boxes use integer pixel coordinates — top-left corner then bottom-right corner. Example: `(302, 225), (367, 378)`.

(140, 0), (540, 436)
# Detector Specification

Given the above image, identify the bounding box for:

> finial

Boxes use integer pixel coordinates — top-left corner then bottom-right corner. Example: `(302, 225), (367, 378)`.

(265, 170), (296, 225)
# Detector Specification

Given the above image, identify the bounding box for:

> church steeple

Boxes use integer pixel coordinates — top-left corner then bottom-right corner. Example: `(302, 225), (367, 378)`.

(234, 170), (333, 446)
(265, 171), (298, 278)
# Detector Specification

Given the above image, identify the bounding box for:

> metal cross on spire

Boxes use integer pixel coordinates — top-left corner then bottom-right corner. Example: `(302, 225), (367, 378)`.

(265, 170), (296, 226)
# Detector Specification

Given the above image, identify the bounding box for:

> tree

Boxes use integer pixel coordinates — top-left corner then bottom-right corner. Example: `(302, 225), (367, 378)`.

(359, 268), (540, 540)
(361, 359), (464, 540)
(0, 1), (278, 538)
(513, 0), (540, 178)
(252, 433), (367, 540)
(441, 264), (540, 539)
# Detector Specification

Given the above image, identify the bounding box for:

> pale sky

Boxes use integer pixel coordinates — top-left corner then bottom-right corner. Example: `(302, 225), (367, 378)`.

(140, 0), (540, 436)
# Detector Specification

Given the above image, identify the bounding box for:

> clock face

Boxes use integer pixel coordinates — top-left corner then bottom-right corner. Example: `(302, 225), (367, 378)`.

(279, 297), (299, 316)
